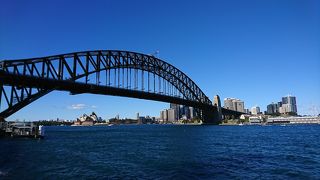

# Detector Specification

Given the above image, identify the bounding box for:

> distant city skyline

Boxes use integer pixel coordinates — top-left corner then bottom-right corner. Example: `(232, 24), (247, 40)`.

(1, 0), (319, 120)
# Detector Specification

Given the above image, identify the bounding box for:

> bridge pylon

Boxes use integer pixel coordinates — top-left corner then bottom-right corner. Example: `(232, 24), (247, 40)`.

(0, 117), (5, 122)
(201, 105), (222, 125)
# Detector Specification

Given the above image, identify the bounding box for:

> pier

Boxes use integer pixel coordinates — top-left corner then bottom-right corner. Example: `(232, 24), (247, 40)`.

(0, 120), (44, 138)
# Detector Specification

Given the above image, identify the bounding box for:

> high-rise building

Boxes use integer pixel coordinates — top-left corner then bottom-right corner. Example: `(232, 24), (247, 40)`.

(136, 112), (140, 120)
(184, 106), (190, 119)
(251, 106), (260, 115)
(224, 98), (234, 110)
(267, 103), (279, 115)
(179, 105), (191, 120)
(279, 106), (285, 114)
(267, 104), (273, 114)
(160, 110), (168, 122)
(170, 103), (180, 120)
(160, 104), (195, 123)
(277, 101), (282, 108)
(167, 108), (177, 122)
(234, 100), (245, 113)
(189, 107), (195, 119)
(269, 95), (298, 115)
(224, 98), (245, 112)
(179, 105), (185, 118)
(281, 95), (297, 114)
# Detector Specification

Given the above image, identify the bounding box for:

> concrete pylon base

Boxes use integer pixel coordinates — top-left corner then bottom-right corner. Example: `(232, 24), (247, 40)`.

(201, 106), (222, 125)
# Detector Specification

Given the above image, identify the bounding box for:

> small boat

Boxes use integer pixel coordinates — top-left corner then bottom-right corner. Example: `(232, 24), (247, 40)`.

(239, 123), (244, 126)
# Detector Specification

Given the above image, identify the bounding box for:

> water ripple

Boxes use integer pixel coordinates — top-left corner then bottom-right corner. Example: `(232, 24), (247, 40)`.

(1, 125), (320, 179)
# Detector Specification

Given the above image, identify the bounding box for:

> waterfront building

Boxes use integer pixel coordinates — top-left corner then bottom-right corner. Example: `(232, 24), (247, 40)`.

(81, 120), (94, 126)
(77, 112), (99, 122)
(240, 114), (251, 120)
(267, 116), (320, 124)
(109, 118), (138, 125)
(251, 106), (260, 115)
(1, 122), (43, 138)
(74, 112), (101, 126)
(245, 109), (250, 114)
(249, 116), (262, 124)
(136, 113), (139, 120)
(137, 116), (154, 124)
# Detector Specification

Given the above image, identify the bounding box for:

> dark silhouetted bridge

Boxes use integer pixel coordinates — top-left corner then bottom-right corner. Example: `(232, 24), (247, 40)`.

(0, 50), (243, 124)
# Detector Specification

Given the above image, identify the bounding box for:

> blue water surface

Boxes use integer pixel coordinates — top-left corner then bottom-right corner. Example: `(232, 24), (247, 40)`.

(1, 125), (320, 179)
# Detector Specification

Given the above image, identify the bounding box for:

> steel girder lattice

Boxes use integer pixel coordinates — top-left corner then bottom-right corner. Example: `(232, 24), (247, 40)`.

(0, 50), (212, 119)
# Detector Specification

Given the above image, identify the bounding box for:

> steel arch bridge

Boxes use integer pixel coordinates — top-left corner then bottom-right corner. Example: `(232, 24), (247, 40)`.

(0, 50), (242, 124)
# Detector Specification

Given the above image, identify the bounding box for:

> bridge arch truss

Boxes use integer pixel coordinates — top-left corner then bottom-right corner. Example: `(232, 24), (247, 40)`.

(0, 50), (212, 119)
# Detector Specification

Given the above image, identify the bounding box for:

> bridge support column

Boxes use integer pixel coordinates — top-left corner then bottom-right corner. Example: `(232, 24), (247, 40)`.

(201, 106), (222, 125)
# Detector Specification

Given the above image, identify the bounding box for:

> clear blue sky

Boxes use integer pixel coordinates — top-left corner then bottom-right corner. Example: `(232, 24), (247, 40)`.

(1, 0), (319, 120)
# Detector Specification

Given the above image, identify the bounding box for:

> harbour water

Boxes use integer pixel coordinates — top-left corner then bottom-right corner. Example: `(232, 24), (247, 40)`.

(0, 125), (320, 179)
